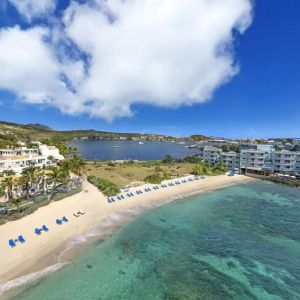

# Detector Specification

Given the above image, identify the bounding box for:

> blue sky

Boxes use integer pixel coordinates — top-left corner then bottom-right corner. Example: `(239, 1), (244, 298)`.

(0, 0), (299, 138)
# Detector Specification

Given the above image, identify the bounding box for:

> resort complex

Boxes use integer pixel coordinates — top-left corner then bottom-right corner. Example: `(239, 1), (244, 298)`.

(0, 144), (64, 175)
(196, 139), (300, 177)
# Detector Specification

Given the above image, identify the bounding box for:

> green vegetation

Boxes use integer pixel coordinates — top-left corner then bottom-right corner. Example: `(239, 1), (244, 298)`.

(86, 155), (228, 189)
(221, 144), (240, 153)
(87, 175), (120, 196)
(192, 162), (227, 176)
(144, 173), (171, 184)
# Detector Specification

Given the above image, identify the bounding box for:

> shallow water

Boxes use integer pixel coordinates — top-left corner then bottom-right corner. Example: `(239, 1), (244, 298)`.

(15, 182), (300, 299)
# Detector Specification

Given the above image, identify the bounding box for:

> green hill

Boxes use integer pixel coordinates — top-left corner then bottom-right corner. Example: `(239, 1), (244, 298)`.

(0, 121), (174, 145)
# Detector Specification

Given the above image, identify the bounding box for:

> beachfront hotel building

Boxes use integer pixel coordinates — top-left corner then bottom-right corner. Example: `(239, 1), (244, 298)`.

(0, 144), (64, 174)
(272, 151), (300, 175)
(239, 149), (267, 169)
(220, 152), (240, 170)
(199, 147), (222, 164)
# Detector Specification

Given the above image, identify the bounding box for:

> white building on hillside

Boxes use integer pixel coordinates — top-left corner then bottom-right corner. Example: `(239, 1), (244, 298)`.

(0, 144), (64, 174)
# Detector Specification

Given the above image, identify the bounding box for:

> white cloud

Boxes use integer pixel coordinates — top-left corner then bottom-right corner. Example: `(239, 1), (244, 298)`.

(8, 0), (56, 21)
(0, 0), (253, 121)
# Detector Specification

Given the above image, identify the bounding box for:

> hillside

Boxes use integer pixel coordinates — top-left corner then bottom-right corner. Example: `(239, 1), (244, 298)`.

(0, 121), (176, 145)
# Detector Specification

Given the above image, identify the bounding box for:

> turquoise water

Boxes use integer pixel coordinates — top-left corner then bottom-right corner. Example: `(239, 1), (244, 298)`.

(16, 182), (300, 299)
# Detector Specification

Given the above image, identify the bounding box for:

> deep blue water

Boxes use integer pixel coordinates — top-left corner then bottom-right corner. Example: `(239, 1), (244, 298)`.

(67, 140), (200, 160)
(15, 182), (300, 299)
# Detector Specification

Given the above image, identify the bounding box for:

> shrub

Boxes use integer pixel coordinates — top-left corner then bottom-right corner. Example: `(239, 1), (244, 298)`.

(87, 176), (120, 196)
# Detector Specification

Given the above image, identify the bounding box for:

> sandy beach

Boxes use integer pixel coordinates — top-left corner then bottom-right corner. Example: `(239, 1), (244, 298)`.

(0, 174), (252, 295)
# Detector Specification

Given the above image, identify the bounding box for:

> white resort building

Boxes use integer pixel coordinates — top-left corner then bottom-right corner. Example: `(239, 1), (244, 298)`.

(199, 147), (222, 164)
(272, 150), (300, 175)
(220, 152), (240, 170)
(0, 144), (64, 174)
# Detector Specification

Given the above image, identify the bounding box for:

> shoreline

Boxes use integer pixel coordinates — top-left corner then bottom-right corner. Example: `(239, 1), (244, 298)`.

(0, 174), (254, 297)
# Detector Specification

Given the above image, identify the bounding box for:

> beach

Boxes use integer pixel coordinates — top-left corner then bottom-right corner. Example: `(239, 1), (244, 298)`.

(0, 174), (252, 295)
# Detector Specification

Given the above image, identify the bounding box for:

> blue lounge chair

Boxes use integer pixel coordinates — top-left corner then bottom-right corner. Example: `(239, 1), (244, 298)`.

(18, 235), (25, 243)
(35, 228), (42, 235)
(108, 199), (112, 203)
(42, 225), (49, 232)
(56, 219), (62, 225)
(62, 216), (69, 222)
(9, 239), (16, 248)
(121, 195), (125, 199)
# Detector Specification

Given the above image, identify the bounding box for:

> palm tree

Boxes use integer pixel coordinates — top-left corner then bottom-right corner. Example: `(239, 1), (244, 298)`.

(38, 169), (48, 195)
(69, 155), (86, 185)
(17, 173), (31, 200)
(21, 166), (40, 198)
(47, 155), (56, 165)
(192, 165), (204, 175)
(47, 166), (67, 198)
(12, 197), (22, 214)
(1, 176), (15, 201)
(0, 184), (6, 199)
(3, 170), (16, 177)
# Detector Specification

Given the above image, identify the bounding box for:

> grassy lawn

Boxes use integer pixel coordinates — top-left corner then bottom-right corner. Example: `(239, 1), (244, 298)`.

(85, 161), (197, 188)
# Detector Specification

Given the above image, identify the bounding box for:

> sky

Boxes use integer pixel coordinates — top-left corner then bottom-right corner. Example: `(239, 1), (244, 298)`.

(0, 0), (299, 138)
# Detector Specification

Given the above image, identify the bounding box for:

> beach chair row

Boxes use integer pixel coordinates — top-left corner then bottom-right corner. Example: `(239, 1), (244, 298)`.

(107, 176), (205, 203)
(8, 210), (86, 248)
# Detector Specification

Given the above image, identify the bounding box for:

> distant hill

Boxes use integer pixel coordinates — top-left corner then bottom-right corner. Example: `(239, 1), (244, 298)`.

(0, 121), (176, 143)
(0, 121), (215, 147)
(26, 123), (53, 131)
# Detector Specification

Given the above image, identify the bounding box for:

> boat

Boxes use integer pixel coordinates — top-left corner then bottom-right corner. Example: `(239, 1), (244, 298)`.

(138, 141), (144, 145)
(113, 145), (120, 148)
(178, 142), (186, 145)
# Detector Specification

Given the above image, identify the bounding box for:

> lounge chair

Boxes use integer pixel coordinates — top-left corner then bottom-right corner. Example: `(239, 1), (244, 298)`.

(62, 216), (69, 222)
(130, 192), (134, 196)
(35, 228), (42, 235)
(79, 209), (85, 215)
(56, 219), (62, 225)
(121, 195), (125, 199)
(74, 212), (80, 217)
(9, 239), (16, 248)
(107, 199), (112, 204)
(42, 225), (49, 232)
(18, 235), (25, 243)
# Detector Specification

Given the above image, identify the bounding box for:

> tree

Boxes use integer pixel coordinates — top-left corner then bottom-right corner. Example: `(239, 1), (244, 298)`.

(17, 173), (31, 200)
(192, 165), (203, 176)
(21, 166), (40, 198)
(1, 176), (15, 201)
(0, 184), (6, 199)
(12, 197), (22, 214)
(47, 166), (68, 198)
(162, 155), (174, 164)
(47, 155), (56, 165)
(69, 155), (86, 183)
(2, 170), (16, 177)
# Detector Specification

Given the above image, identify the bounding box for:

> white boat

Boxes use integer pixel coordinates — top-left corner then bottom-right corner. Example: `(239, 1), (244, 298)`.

(114, 145), (120, 148)
(138, 141), (144, 145)
(178, 142), (186, 145)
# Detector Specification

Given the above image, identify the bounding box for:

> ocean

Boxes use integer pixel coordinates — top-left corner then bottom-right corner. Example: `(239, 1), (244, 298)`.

(67, 140), (200, 160)
(13, 181), (300, 299)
